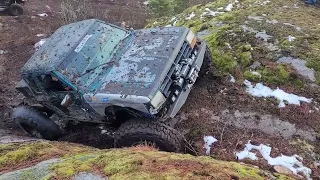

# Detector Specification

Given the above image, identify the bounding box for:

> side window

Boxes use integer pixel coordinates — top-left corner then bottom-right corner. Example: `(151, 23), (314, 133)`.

(43, 75), (72, 92)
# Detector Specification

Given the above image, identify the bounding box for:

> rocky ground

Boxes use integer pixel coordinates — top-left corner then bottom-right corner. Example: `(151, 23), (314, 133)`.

(0, 0), (319, 179)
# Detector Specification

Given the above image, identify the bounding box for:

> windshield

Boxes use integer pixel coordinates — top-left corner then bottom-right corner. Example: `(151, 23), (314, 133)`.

(57, 23), (129, 93)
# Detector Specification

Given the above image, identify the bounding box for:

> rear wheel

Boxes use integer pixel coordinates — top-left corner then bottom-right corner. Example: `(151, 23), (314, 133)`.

(12, 106), (62, 140)
(8, 3), (23, 16)
(114, 119), (183, 152)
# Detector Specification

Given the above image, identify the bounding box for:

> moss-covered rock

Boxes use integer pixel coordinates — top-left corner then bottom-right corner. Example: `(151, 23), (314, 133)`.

(0, 142), (294, 180)
(146, 0), (320, 86)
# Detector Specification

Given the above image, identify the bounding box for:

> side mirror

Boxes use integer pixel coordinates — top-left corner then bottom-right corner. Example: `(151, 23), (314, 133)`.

(61, 94), (72, 107)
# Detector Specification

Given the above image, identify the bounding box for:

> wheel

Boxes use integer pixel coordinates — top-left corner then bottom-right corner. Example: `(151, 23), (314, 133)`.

(114, 119), (183, 152)
(12, 106), (62, 140)
(8, 3), (24, 16)
(198, 46), (212, 78)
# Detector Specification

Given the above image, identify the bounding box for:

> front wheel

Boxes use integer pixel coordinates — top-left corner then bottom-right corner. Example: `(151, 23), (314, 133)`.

(198, 47), (212, 78)
(12, 106), (62, 140)
(114, 119), (183, 152)
(8, 3), (24, 16)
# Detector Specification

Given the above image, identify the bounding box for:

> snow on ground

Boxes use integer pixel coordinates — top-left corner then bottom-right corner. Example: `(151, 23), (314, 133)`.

(229, 74), (236, 83)
(225, 3), (233, 11)
(143, 1), (149, 5)
(287, 35), (296, 42)
(236, 141), (312, 179)
(203, 136), (218, 155)
(34, 39), (47, 51)
(250, 71), (262, 78)
(201, 8), (224, 18)
(186, 12), (196, 20)
(36, 34), (45, 37)
(37, 13), (48, 17)
(244, 80), (312, 107)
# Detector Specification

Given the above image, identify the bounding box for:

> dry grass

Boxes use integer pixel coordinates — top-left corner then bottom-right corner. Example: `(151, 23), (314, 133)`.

(59, 0), (107, 25)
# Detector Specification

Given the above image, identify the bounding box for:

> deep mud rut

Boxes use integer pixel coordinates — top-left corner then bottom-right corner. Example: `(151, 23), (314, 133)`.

(0, 0), (319, 178)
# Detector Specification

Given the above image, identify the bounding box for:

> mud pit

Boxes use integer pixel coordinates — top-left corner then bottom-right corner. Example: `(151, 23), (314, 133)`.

(0, 0), (320, 178)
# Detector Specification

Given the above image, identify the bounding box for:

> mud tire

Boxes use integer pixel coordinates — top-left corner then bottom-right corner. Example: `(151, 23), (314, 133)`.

(12, 106), (62, 140)
(8, 3), (24, 16)
(114, 119), (183, 152)
(198, 46), (212, 78)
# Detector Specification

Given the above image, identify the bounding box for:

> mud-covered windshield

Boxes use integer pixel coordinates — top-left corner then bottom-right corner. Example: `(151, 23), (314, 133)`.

(57, 23), (129, 93)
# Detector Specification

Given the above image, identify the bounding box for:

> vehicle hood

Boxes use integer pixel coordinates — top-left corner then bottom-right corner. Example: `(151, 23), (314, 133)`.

(81, 26), (189, 99)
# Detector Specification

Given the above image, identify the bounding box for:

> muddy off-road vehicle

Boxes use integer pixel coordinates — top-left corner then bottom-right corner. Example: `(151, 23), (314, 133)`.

(0, 0), (25, 16)
(13, 19), (212, 152)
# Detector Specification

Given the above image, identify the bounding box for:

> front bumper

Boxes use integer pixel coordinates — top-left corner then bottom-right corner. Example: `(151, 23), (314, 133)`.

(167, 41), (207, 118)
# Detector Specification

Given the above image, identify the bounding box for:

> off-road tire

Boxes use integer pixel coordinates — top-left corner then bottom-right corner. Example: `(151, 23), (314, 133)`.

(114, 119), (183, 152)
(12, 106), (62, 140)
(198, 47), (212, 78)
(8, 3), (24, 16)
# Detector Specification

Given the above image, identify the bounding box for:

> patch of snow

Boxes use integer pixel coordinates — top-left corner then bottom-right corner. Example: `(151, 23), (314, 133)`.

(165, 24), (172, 27)
(250, 71), (262, 78)
(186, 12), (195, 20)
(236, 141), (312, 179)
(243, 80), (312, 108)
(201, 8), (224, 18)
(0, 50), (8, 55)
(266, 19), (279, 24)
(229, 74), (236, 83)
(143, 1), (149, 5)
(170, 17), (176, 22)
(36, 34), (45, 37)
(101, 130), (108, 134)
(225, 43), (232, 49)
(248, 16), (264, 21)
(217, 7), (224, 10)
(173, 20), (178, 26)
(288, 35), (296, 42)
(240, 25), (258, 33)
(37, 13), (48, 17)
(203, 136), (218, 155)
(255, 31), (273, 41)
(34, 39), (47, 51)
(277, 57), (316, 82)
(225, 3), (233, 11)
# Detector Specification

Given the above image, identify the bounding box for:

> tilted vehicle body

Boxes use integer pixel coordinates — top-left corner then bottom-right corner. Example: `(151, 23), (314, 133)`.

(13, 19), (212, 152)
(0, 0), (25, 16)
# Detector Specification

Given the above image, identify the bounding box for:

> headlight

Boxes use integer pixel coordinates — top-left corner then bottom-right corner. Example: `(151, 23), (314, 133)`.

(150, 91), (166, 110)
(186, 30), (197, 48)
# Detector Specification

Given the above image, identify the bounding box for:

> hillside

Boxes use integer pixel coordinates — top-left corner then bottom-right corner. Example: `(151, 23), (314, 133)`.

(0, 0), (319, 179)
(0, 141), (293, 180)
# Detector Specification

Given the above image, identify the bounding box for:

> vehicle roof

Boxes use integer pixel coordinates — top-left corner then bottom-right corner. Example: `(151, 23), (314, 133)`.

(21, 19), (128, 76)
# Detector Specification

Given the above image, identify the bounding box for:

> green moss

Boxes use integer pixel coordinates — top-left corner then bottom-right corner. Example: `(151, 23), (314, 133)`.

(240, 51), (252, 67)
(21, 169), (38, 180)
(0, 146), (37, 168)
(233, 164), (264, 180)
(244, 70), (261, 82)
(51, 154), (96, 178)
(1, 142), (293, 179)
(260, 65), (291, 85)
(216, 13), (235, 21)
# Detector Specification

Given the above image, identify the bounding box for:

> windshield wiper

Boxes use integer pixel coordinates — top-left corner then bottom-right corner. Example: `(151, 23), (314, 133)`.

(79, 60), (116, 77)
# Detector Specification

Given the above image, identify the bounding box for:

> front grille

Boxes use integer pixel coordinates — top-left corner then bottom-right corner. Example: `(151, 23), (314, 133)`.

(160, 41), (193, 97)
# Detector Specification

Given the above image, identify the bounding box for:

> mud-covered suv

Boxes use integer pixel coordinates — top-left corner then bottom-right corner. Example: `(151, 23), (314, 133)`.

(13, 19), (212, 152)
(0, 0), (25, 16)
